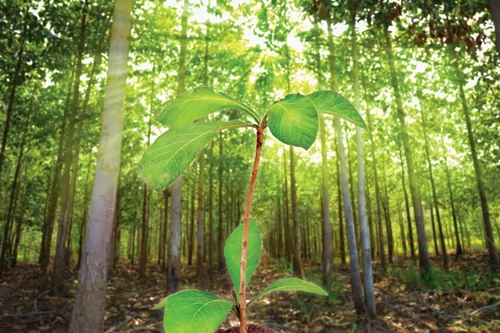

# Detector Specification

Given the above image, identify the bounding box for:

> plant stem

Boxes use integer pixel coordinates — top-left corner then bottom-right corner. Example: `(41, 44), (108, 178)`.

(239, 116), (267, 333)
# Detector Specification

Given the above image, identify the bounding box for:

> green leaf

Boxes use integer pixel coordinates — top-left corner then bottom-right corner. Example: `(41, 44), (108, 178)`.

(139, 122), (220, 191)
(224, 221), (261, 301)
(248, 278), (328, 307)
(158, 87), (260, 126)
(266, 93), (318, 150)
(153, 289), (233, 333)
(308, 90), (366, 129)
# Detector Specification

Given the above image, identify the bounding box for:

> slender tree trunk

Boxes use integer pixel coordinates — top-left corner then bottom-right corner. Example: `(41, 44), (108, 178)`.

(40, 71), (73, 274)
(0, 16), (27, 179)
(366, 108), (385, 268)
(167, 0), (189, 294)
(197, 151), (207, 287)
(419, 102), (448, 269)
(52, 0), (90, 294)
(283, 146), (292, 262)
(336, 145), (346, 264)
(161, 189), (169, 271)
(217, 133), (225, 272)
(451, 50), (499, 270)
(385, 29), (430, 273)
(398, 208), (407, 258)
(208, 142), (214, 281)
(441, 137), (463, 257)
(188, 186), (195, 266)
(77, 156), (93, 270)
(430, 205), (439, 255)
(398, 143), (416, 260)
(351, 11), (375, 317)
(290, 147), (304, 279)
(0, 110), (30, 273)
(381, 153), (394, 263)
(68, 0), (132, 329)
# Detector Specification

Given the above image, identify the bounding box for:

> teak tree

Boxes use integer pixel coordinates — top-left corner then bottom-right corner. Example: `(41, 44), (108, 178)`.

(139, 87), (366, 333)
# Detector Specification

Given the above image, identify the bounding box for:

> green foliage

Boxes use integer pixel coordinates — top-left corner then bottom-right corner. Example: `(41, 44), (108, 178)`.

(153, 290), (233, 333)
(157, 87), (260, 126)
(267, 93), (318, 150)
(307, 91), (367, 129)
(248, 278), (328, 307)
(146, 86), (364, 332)
(224, 221), (261, 301)
(139, 122), (221, 191)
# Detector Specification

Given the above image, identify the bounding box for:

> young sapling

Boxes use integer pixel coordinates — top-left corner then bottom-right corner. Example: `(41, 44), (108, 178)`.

(139, 87), (366, 333)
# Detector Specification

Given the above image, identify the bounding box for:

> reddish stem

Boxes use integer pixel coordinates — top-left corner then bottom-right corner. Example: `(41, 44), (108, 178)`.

(239, 117), (266, 333)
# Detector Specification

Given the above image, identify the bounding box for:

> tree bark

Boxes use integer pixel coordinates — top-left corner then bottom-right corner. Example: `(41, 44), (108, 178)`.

(351, 11), (376, 317)
(290, 147), (304, 279)
(441, 135), (463, 257)
(398, 142), (415, 260)
(217, 133), (225, 272)
(0, 13), (27, 180)
(384, 29), (430, 273)
(451, 50), (499, 270)
(419, 101), (448, 269)
(68, 0), (132, 329)
(366, 108), (386, 268)
(167, 0), (189, 294)
(52, 0), (90, 294)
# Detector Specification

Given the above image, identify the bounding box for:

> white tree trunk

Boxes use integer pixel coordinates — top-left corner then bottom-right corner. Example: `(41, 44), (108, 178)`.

(69, 0), (132, 331)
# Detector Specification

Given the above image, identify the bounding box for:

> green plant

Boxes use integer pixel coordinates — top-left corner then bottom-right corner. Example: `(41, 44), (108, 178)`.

(139, 87), (366, 333)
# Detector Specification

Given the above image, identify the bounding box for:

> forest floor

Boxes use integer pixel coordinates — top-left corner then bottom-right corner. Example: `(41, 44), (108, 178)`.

(0, 251), (499, 333)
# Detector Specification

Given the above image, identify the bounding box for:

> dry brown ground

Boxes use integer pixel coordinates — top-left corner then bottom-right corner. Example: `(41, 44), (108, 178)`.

(0, 251), (499, 332)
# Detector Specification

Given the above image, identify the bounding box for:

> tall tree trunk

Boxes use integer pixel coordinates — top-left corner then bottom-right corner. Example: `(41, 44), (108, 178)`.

(312, 17), (332, 287)
(0, 108), (30, 273)
(0, 14), (27, 179)
(419, 101), (448, 269)
(197, 152), (207, 287)
(139, 109), (153, 279)
(384, 29), (430, 273)
(326, 16), (364, 313)
(351, 11), (376, 317)
(208, 142), (214, 281)
(188, 185), (195, 265)
(381, 152), (394, 263)
(366, 107), (385, 268)
(69, 0), (132, 329)
(398, 142), (415, 260)
(283, 146), (292, 262)
(52, 0), (90, 294)
(336, 144), (346, 264)
(430, 205), (439, 255)
(290, 147), (304, 279)
(77, 156), (93, 270)
(398, 208), (407, 258)
(451, 50), (499, 270)
(161, 189), (169, 271)
(217, 133), (225, 272)
(441, 136), (463, 257)
(167, 0), (189, 294)
(40, 71), (74, 274)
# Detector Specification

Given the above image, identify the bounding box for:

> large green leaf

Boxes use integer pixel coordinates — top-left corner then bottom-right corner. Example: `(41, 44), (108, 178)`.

(153, 289), (233, 333)
(248, 278), (328, 307)
(308, 90), (366, 129)
(139, 122), (220, 191)
(158, 87), (260, 126)
(224, 221), (261, 301)
(266, 93), (318, 150)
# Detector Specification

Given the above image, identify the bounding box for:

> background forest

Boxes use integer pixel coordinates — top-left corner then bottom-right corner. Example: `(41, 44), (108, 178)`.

(1, 0), (500, 332)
